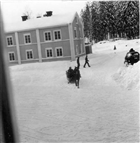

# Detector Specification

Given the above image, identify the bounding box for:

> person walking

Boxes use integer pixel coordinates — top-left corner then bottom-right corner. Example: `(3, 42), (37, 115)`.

(114, 45), (117, 54)
(114, 45), (116, 50)
(83, 54), (90, 68)
(77, 57), (80, 69)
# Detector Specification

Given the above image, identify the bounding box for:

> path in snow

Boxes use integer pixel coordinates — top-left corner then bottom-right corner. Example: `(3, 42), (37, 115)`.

(9, 40), (139, 142)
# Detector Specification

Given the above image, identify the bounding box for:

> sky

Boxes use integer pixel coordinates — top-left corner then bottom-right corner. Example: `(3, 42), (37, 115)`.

(1, 0), (88, 24)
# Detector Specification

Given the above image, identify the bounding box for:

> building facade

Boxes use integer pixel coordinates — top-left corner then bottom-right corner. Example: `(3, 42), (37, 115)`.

(4, 12), (85, 65)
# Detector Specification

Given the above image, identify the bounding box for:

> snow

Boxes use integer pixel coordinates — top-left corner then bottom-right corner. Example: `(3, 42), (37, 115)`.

(9, 39), (139, 142)
(113, 62), (140, 90)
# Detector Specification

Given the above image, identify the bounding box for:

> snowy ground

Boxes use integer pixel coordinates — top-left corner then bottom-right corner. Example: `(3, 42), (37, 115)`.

(9, 39), (139, 142)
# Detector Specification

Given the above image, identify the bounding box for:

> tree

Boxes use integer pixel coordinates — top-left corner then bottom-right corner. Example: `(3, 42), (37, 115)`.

(80, 3), (92, 41)
(91, 1), (100, 42)
(80, 0), (139, 42)
(123, 1), (139, 39)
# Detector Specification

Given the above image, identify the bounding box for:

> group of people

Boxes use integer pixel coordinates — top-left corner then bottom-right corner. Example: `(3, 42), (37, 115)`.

(67, 66), (79, 80)
(67, 66), (81, 88)
(67, 54), (90, 80)
(66, 54), (90, 88)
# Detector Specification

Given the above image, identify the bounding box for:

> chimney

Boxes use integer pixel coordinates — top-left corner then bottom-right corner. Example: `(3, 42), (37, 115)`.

(46, 11), (52, 16)
(37, 16), (41, 18)
(43, 11), (53, 17)
(21, 16), (28, 21)
(43, 14), (47, 17)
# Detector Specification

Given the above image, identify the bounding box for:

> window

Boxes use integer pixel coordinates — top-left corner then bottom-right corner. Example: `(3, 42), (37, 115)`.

(46, 48), (53, 58)
(26, 50), (33, 59)
(9, 52), (15, 61)
(79, 28), (81, 37)
(54, 30), (61, 40)
(76, 45), (78, 55)
(7, 36), (13, 46)
(81, 44), (83, 53)
(75, 17), (78, 24)
(56, 47), (63, 57)
(74, 27), (77, 38)
(24, 34), (31, 44)
(81, 28), (83, 37)
(44, 31), (51, 41)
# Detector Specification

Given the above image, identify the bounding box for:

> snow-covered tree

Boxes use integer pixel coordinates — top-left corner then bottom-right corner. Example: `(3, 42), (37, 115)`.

(80, 0), (139, 42)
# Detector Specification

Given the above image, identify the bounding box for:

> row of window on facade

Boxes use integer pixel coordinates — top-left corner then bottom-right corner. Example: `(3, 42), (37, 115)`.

(9, 43), (83, 62)
(9, 47), (63, 62)
(7, 27), (82, 46)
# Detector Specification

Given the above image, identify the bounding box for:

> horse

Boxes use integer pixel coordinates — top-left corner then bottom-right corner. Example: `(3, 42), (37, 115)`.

(73, 67), (81, 88)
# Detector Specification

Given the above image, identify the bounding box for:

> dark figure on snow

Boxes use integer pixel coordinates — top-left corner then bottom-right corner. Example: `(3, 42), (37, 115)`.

(68, 67), (74, 78)
(74, 67), (81, 88)
(114, 45), (116, 50)
(67, 67), (74, 83)
(77, 57), (80, 69)
(124, 48), (139, 66)
(83, 55), (90, 68)
(129, 48), (135, 54)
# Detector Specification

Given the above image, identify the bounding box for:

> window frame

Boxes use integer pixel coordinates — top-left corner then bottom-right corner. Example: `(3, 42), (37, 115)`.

(81, 44), (83, 53)
(7, 36), (14, 47)
(76, 45), (78, 55)
(45, 48), (53, 58)
(24, 33), (32, 44)
(26, 49), (34, 60)
(53, 30), (62, 41)
(79, 28), (81, 38)
(44, 31), (52, 42)
(8, 52), (15, 62)
(55, 47), (63, 57)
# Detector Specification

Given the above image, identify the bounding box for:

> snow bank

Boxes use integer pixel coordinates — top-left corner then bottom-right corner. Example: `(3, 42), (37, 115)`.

(92, 39), (140, 54)
(113, 61), (140, 90)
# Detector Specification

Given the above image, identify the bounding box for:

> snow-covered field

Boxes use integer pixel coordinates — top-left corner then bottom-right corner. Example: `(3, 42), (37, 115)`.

(9, 39), (139, 142)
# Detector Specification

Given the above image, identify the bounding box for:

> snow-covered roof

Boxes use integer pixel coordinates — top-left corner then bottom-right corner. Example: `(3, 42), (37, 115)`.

(4, 12), (77, 33)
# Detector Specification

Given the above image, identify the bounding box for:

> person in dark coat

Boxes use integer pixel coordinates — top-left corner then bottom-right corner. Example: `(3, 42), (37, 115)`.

(83, 55), (90, 68)
(114, 45), (116, 50)
(114, 45), (117, 54)
(129, 48), (135, 54)
(68, 67), (74, 78)
(77, 57), (80, 69)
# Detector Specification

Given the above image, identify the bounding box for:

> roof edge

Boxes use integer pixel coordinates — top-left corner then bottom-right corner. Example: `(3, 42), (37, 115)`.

(5, 23), (69, 34)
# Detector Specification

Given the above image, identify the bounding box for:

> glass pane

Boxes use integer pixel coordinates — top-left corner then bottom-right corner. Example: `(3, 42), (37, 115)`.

(50, 50), (52, 56)
(55, 32), (57, 39)
(12, 54), (14, 60)
(58, 31), (61, 39)
(48, 33), (51, 40)
(45, 33), (47, 40)
(25, 36), (28, 43)
(60, 49), (62, 56)
(57, 49), (59, 56)
(47, 50), (49, 57)
(9, 54), (12, 60)
(30, 51), (32, 58)
(7, 39), (9, 44)
(27, 52), (29, 59)
(28, 36), (30, 43)
(75, 30), (77, 37)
